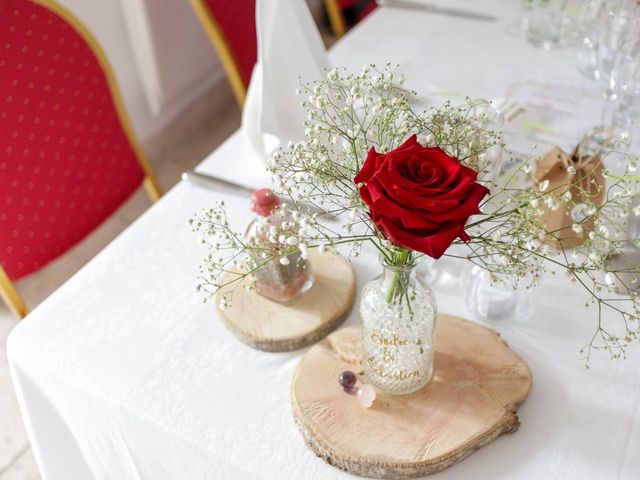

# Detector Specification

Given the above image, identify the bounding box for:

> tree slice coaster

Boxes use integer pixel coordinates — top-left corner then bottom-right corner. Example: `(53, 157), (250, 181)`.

(215, 251), (355, 352)
(291, 315), (532, 479)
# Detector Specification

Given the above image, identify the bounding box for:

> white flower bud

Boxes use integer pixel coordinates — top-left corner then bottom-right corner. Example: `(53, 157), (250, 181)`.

(598, 225), (610, 238)
(539, 180), (549, 192)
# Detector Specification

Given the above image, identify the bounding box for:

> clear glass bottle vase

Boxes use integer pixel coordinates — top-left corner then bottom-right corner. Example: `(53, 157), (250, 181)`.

(360, 256), (437, 395)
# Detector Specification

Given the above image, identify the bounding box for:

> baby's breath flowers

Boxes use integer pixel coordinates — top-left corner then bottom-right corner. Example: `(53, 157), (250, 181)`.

(190, 202), (329, 308)
(192, 64), (640, 364)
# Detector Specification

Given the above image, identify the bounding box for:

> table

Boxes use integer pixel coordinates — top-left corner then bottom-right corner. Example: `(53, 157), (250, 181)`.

(8, 2), (640, 479)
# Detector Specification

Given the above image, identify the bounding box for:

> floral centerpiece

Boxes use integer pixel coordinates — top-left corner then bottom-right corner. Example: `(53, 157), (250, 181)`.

(191, 65), (640, 392)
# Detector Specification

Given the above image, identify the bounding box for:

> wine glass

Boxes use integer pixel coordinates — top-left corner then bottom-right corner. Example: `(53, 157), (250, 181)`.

(424, 103), (507, 292)
(560, 0), (591, 47)
(576, 0), (606, 79)
(506, 0), (535, 36)
(612, 39), (640, 139)
(594, 5), (639, 127)
(470, 102), (506, 184)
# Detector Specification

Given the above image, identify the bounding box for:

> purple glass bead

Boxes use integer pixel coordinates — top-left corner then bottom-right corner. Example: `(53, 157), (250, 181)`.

(339, 370), (357, 389)
(343, 385), (358, 395)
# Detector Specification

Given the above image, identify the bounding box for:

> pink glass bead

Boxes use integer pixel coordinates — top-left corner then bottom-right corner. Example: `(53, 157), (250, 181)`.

(356, 384), (376, 408)
(250, 188), (281, 217)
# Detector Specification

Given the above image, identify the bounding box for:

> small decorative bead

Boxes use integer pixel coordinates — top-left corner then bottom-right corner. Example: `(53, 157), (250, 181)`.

(338, 370), (356, 389)
(250, 188), (280, 217)
(343, 385), (358, 395)
(356, 384), (376, 408)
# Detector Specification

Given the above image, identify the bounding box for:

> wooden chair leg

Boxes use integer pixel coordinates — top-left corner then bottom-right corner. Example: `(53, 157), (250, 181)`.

(0, 266), (28, 320)
(143, 175), (163, 203)
(324, 0), (347, 38)
(189, 0), (248, 109)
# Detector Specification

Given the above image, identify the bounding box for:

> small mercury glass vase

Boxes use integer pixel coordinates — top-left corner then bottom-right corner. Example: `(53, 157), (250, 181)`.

(360, 256), (437, 395)
(245, 188), (313, 304)
(252, 250), (313, 303)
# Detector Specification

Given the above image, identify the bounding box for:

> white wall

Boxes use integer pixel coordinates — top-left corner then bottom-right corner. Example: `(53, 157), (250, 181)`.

(57, 0), (326, 142)
(58, 0), (223, 142)
(143, 0), (225, 112)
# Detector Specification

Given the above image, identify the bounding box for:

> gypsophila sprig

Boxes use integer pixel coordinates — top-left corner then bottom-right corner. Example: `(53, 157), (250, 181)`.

(192, 64), (640, 364)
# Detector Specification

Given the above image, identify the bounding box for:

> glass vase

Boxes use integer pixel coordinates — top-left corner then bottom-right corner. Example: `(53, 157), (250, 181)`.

(253, 252), (313, 304)
(360, 257), (437, 395)
(245, 214), (314, 304)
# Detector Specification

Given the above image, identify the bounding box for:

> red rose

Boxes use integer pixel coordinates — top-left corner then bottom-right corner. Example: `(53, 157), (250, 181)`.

(354, 135), (489, 259)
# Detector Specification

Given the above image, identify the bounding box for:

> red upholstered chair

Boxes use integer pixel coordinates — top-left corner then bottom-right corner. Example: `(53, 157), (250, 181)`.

(0, 0), (163, 319)
(189, 0), (376, 107)
(189, 0), (257, 109)
(324, 0), (377, 38)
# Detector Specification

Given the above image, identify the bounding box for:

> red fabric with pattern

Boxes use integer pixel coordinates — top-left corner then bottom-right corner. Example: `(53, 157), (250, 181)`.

(0, 0), (145, 281)
(356, 2), (377, 22)
(202, 0), (257, 89)
(339, 0), (377, 23)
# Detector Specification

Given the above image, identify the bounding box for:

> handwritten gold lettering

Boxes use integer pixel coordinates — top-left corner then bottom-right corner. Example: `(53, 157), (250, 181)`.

(369, 329), (410, 347)
(366, 359), (422, 381)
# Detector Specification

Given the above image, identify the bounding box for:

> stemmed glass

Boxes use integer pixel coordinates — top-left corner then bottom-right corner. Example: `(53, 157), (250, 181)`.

(594, 4), (639, 127)
(559, 0), (592, 47)
(611, 39), (640, 138)
(576, 0), (606, 79)
(422, 103), (506, 292)
(506, 0), (535, 36)
(598, 34), (640, 288)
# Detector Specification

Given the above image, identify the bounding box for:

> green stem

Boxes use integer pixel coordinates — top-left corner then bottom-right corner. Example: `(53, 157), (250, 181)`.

(384, 248), (412, 305)
(386, 271), (398, 303)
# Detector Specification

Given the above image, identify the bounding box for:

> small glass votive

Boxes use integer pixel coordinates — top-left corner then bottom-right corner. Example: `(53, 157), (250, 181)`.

(462, 264), (537, 323)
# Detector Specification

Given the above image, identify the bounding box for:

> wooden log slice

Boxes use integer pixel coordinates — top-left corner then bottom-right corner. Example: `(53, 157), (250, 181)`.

(215, 251), (355, 352)
(291, 315), (532, 478)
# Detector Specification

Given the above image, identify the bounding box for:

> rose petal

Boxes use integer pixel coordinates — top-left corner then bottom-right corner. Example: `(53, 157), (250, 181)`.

(354, 135), (490, 259)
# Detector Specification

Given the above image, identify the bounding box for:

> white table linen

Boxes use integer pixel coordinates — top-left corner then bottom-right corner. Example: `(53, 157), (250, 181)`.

(8, 2), (640, 479)
(242, 0), (329, 158)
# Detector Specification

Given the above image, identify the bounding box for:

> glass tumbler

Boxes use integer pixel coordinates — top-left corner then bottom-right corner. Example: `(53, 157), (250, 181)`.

(527, 0), (569, 50)
(462, 265), (537, 323)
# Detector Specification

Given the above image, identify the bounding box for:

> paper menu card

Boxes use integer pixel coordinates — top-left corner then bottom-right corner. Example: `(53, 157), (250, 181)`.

(502, 81), (604, 158)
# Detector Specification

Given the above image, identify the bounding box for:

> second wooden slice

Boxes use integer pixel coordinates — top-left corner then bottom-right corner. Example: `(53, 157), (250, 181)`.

(215, 251), (355, 352)
(291, 315), (532, 478)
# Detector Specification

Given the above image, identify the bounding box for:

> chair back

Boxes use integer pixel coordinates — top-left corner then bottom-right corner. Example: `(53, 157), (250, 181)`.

(339, 0), (377, 23)
(190, 0), (257, 107)
(325, 0), (377, 37)
(0, 0), (155, 281)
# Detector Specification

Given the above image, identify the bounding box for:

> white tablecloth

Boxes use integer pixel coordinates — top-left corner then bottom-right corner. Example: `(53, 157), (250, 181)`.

(8, 3), (640, 479)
